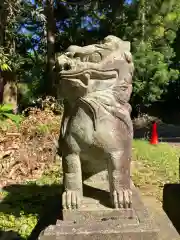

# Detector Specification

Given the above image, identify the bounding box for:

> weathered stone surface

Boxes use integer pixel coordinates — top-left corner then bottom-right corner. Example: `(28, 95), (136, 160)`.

(38, 183), (180, 240)
(143, 195), (180, 240)
(62, 175), (135, 223)
(62, 208), (136, 223)
(39, 221), (157, 240)
(55, 35), (134, 210)
(38, 184), (159, 240)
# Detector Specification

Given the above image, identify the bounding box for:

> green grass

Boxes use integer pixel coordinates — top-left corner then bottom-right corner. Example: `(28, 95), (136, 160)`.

(0, 164), (63, 239)
(132, 140), (180, 199)
(0, 140), (180, 239)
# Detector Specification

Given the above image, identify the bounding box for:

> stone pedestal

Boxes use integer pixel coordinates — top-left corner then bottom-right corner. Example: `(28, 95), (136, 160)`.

(39, 176), (159, 240)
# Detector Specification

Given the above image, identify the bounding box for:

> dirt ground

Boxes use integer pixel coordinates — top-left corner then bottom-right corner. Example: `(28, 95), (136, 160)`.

(0, 108), (61, 189)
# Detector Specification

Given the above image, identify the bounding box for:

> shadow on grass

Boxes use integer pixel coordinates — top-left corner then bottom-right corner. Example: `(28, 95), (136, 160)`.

(1, 183), (111, 239)
(1, 183), (63, 240)
(0, 230), (21, 240)
(3, 182), (180, 239)
(163, 183), (180, 234)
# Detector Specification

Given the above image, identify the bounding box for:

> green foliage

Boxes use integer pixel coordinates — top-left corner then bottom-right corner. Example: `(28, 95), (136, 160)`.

(123, 0), (180, 110)
(0, 104), (23, 125)
(0, 48), (11, 71)
(1, 0), (180, 109)
(132, 42), (179, 108)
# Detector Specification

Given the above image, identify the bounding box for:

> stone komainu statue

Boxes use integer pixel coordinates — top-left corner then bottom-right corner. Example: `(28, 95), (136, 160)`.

(55, 35), (134, 210)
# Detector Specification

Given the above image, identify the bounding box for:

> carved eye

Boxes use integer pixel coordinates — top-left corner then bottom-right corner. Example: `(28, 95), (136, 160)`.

(74, 53), (81, 58)
(88, 52), (102, 63)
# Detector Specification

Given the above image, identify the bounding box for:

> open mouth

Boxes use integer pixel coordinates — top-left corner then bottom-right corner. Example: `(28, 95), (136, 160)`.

(58, 63), (91, 78)
(54, 54), (118, 79)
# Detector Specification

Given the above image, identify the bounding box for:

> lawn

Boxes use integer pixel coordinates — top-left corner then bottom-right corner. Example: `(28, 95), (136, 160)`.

(0, 140), (179, 239)
(132, 140), (179, 199)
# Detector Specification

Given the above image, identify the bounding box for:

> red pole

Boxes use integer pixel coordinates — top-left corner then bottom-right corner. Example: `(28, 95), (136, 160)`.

(150, 122), (158, 145)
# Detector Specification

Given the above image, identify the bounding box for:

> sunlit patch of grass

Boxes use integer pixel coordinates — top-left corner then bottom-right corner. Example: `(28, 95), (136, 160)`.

(132, 140), (180, 199)
(0, 161), (62, 239)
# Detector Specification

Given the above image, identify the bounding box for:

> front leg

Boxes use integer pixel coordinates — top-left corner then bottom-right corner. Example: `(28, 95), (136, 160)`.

(62, 153), (83, 210)
(57, 101), (71, 157)
(108, 147), (132, 209)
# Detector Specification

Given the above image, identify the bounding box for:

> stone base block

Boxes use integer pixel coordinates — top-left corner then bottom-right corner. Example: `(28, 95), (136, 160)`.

(39, 183), (159, 240)
(63, 208), (136, 223)
(62, 189), (136, 223)
(39, 218), (158, 240)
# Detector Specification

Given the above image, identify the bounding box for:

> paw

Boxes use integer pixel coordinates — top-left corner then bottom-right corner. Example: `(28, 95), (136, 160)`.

(62, 190), (81, 210)
(111, 189), (132, 209)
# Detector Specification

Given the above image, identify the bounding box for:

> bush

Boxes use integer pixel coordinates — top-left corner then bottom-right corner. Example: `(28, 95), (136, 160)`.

(131, 42), (179, 112)
(0, 104), (23, 125)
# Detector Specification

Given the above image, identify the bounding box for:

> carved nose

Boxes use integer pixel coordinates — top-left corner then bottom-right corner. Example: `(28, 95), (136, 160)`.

(54, 62), (71, 73)
(63, 63), (71, 71)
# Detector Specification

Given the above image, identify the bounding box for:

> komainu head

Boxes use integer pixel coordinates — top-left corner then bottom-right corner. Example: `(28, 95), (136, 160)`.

(54, 35), (134, 103)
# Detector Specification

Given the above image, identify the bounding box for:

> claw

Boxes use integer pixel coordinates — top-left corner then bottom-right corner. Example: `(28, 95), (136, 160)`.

(124, 190), (129, 208)
(66, 191), (71, 209)
(76, 194), (81, 209)
(113, 190), (118, 208)
(111, 189), (132, 209)
(128, 190), (132, 208)
(62, 190), (81, 210)
(118, 190), (124, 208)
(71, 191), (76, 209)
(62, 192), (67, 209)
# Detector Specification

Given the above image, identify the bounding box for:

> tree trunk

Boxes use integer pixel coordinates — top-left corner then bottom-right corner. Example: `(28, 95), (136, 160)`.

(0, 1), (6, 103)
(2, 71), (18, 113)
(0, 74), (4, 103)
(45, 0), (56, 96)
(0, 1), (17, 110)
(0, 1), (7, 46)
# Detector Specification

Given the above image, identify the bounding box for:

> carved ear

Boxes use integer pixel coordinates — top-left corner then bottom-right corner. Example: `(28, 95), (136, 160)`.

(88, 52), (102, 63)
(124, 51), (132, 63)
